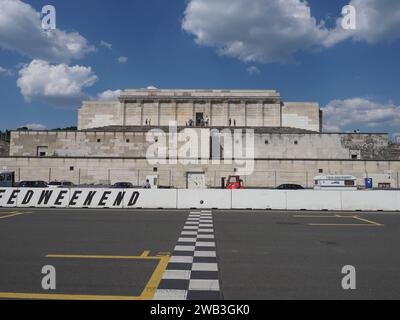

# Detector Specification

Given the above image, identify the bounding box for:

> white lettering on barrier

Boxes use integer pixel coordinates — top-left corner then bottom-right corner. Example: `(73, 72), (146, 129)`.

(16, 188), (70, 208)
(0, 188), (19, 208)
(0, 188), (399, 211)
(68, 188), (133, 209)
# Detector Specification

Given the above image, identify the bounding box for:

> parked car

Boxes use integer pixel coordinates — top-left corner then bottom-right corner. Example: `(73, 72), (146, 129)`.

(17, 181), (48, 188)
(276, 184), (304, 190)
(48, 180), (75, 188)
(112, 182), (134, 188)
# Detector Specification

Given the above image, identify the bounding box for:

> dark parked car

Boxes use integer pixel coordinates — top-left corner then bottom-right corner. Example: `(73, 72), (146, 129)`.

(112, 182), (134, 188)
(276, 184), (304, 190)
(17, 181), (48, 188)
(48, 180), (75, 188)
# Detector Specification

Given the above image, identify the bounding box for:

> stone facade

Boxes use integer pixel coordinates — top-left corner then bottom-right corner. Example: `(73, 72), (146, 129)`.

(9, 129), (394, 160)
(4, 88), (399, 188)
(78, 89), (321, 132)
(0, 140), (9, 156)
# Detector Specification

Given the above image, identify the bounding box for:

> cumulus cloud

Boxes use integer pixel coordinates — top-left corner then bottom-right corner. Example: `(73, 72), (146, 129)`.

(323, 98), (400, 132)
(0, 0), (95, 63)
(97, 89), (122, 101)
(324, 0), (400, 47)
(17, 60), (98, 107)
(246, 65), (260, 75)
(100, 40), (112, 49)
(183, 0), (400, 64)
(0, 66), (13, 76)
(118, 56), (128, 63)
(182, 0), (328, 63)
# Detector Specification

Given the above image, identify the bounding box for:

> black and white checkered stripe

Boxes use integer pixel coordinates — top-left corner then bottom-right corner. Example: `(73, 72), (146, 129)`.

(154, 210), (220, 300)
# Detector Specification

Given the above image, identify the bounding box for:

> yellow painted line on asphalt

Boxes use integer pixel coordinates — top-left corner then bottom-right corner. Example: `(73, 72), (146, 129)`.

(0, 251), (170, 300)
(0, 292), (145, 300)
(0, 211), (28, 220)
(45, 254), (162, 260)
(352, 215), (384, 226)
(308, 223), (380, 227)
(140, 250), (150, 257)
(293, 213), (384, 227)
(140, 255), (170, 300)
(293, 215), (340, 218)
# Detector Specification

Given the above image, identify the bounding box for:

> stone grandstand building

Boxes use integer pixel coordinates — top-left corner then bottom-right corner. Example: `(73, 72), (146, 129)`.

(1, 89), (400, 188)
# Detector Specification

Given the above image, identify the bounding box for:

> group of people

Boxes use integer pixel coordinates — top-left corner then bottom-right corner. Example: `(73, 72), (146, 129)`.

(187, 115), (210, 127)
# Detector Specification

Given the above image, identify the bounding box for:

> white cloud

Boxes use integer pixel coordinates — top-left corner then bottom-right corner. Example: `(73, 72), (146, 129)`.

(183, 0), (400, 64)
(100, 40), (112, 49)
(97, 89), (122, 101)
(118, 56), (128, 63)
(146, 86), (158, 89)
(17, 59), (98, 107)
(323, 98), (400, 132)
(246, 65), (260, 75)
(23, 123), (47, 130)
(182, 0), (328, 64)
(0, 66), (13, 76)
(324, 0), (400, 47)
(0, 0), (95, 63)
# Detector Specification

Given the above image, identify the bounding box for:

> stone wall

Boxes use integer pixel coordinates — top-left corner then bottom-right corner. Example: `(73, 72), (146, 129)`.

(282, 102), (320, 132)
(9, 129), (392, 160)
(77, 89), (321, 132)
(0, 156), (398, 189)
(78, 101), (122, 130)
(0, 140), (9, 156)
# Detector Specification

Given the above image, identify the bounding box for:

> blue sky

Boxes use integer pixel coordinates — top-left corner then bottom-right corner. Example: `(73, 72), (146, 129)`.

(0, 0), (399, 134)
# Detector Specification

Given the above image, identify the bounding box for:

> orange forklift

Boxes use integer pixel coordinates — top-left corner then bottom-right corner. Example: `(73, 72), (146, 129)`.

(222, 175), (245, 189)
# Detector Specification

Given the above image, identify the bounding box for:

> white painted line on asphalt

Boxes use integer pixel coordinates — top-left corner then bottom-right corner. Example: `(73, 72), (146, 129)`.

(192, 263), (218, 271)
(194, 251), (216, 257)
(196, 242), (216, 247)
(163, 270), (191, 280)
(169, 256), (194, 263)
(189, 279), (220, 291)
(154, 289), (188, 300)
(174, 245), (195, 251)
(197, 234), (214, 239)
(178, 237), (197, 243)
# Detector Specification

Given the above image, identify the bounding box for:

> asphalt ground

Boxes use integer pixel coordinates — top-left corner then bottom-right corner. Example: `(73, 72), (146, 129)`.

(0, 208), (399, 300)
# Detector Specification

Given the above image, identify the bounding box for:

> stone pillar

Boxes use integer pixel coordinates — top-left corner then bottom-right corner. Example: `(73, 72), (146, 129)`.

(121, 101), (126, 126)
(157, 100), (161, 126)
(210, 101), (213, 127)
(244, 100), (248, 127)
(174, 100), (178, 122)
(192, 100), (195, 123)
(140, 100), (144, 125)
(226, 100), (230, 126)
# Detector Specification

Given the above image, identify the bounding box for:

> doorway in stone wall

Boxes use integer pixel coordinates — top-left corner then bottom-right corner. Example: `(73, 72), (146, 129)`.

(196, 112), (204, 126)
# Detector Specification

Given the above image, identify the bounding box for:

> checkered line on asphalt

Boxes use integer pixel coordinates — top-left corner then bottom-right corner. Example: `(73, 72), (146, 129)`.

(154, 210), (220, 300)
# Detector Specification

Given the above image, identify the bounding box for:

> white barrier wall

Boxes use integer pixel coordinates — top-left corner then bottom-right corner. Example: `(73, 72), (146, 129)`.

(231, 189), (287, 210)
(177, 190), (231, 209)
(123, 189), (177, 209)
(341, 190), (399, 211)
(286, 190), (343, 211)
(0, 188), (399, 211)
